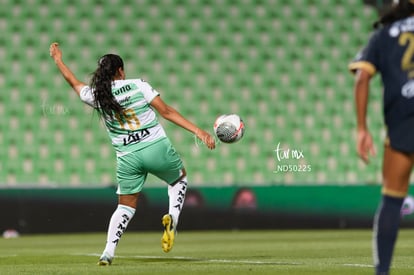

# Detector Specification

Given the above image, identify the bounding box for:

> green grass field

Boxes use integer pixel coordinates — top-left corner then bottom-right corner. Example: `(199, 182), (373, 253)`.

(0, 229), (413, 274)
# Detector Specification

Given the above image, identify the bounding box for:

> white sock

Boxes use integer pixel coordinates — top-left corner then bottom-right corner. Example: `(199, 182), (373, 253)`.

(101, 204), (135, 259)
(168, 176), (188, 229)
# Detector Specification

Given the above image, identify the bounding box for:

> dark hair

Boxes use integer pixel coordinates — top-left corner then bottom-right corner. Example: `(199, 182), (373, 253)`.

(90, 54), (124, 119)
(374, 0), (414, 28)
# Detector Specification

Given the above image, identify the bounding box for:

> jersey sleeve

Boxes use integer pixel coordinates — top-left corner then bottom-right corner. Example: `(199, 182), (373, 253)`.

(348, 30), (381, 76)
(79, 85), (97, 108)
(137, 79), (160, 103)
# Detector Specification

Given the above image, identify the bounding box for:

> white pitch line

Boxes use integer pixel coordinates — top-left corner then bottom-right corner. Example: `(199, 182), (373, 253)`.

(72, 254), (390, 269)
(78, 253), (302, 266)
(343, 263), (373, 268)
(199, 258), (302, 265)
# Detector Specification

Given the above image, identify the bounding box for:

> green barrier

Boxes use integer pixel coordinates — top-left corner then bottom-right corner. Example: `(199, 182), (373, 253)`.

(2, 185), (414, 233)
(144, 185), (386, 218)
(1, 185), (411, 220)
(0, 187), (118, 203)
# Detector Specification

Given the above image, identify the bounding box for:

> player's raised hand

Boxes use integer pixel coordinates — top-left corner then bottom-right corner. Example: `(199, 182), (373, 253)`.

(49, 42), (85, 95)
(49, 42), (62, 62)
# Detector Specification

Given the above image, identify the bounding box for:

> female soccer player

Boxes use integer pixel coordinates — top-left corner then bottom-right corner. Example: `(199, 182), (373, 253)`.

(349, 1), (414, 274)
(49, 42), (215, 265)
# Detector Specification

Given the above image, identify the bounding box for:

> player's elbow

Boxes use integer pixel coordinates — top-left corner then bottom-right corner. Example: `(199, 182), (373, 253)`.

(159, 105), (178, 120)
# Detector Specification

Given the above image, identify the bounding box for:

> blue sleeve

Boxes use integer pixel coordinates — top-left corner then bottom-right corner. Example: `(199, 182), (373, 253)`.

(348, 29), (381, 75)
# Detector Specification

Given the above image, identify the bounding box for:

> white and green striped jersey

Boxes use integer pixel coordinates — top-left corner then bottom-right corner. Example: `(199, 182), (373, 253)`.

(79, 78), (167, 155)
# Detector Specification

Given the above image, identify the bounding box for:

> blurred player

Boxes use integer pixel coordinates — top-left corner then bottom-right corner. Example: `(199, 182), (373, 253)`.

(49, 42), (215, 265)
(349, 1), (414, 274)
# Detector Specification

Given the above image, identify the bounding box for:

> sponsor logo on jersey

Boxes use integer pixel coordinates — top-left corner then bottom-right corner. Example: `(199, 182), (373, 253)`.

(113, 84), (132, 96)
(123, 129), (150, 146)
(402, 80), (414, 98)
(118, 96), (131, 105)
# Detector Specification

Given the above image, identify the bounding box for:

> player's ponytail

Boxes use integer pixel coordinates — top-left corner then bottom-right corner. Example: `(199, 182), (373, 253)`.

(90, 54), (124, 119)
(373, 0), (414, 28)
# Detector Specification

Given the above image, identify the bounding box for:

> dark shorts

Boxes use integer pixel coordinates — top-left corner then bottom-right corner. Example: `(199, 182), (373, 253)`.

(388, 117), (414, 153)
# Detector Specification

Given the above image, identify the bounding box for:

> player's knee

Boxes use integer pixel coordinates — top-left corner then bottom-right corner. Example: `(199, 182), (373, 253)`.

(381, 187), (408, 198)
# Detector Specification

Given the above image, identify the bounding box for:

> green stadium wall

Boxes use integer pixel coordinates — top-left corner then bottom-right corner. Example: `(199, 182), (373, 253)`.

(0, 0), (396, 187)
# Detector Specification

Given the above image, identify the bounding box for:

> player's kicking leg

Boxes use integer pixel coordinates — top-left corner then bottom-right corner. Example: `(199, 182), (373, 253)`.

(162, 176), (188, 252)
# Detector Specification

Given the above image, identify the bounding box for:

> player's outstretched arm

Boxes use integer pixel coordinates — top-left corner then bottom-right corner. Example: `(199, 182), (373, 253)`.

(151, 96), (216, 149)
(49, 42), (86, 96)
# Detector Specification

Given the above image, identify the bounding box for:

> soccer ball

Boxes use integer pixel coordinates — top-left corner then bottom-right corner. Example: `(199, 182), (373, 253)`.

(213, 114), (245, 143)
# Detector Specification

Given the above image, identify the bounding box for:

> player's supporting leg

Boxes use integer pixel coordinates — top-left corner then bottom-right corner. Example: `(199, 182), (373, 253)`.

(373, 195), (404, 275)
(98, 204), (136, 265)
(373, 146), (413, 275)
(162, 176), (188, 253)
